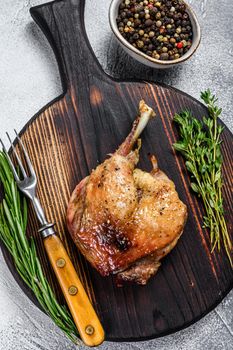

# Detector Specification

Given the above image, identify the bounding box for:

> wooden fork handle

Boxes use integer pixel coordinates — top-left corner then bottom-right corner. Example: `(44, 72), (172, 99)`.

(43, 234), (105, 347)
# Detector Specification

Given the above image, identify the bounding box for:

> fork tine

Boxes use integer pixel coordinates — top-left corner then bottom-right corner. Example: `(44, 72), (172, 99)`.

(0, 138), (20, 182)
(6, 132), (27, 178)
(14, 130), (36, 177)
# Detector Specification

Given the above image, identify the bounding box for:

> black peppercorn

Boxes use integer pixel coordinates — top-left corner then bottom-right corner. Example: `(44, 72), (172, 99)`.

(167, 43), (173, 50)
(135, 4), (144, 13)
(145, 19), (153, 27)
(133, 33), (139, 40)
(148, 43), (155, 51)
(117, 0), (193, 61)
(139, 11), (145, 18)
(150, 7), (158, 16)
(129, 36), (134, 43)
(160, 52), (169, 60)
(179, 4), (186, 12)
(134, 19), (141, 27)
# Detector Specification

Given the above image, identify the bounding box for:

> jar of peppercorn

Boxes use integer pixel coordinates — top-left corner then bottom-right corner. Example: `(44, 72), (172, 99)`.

(109, 0), (201, 68)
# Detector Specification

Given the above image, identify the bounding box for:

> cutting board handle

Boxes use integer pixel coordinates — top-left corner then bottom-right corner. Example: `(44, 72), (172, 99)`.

(30, 0), (106, 90)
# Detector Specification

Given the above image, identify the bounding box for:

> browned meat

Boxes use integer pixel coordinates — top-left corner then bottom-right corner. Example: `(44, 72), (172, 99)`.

(116, 231), (181, 285)
(67, 101), (187, 285)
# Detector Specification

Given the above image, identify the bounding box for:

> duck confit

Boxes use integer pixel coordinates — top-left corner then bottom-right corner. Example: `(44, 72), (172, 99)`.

(67, 101), (187, 285)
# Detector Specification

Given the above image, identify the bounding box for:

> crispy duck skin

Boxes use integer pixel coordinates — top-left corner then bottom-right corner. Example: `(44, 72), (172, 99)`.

(67, 101), (187, 285)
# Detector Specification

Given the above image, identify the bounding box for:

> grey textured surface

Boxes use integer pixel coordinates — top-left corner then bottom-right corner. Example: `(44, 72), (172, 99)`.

(0, 0), (232, 349)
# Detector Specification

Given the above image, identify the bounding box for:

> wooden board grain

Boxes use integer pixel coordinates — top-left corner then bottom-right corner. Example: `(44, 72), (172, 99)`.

(1, 0), (233, 342)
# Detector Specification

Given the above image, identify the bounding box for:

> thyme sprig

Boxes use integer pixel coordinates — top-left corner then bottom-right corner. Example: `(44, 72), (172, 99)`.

(173, 90), (232, 266)
(0, 152), (80, 344)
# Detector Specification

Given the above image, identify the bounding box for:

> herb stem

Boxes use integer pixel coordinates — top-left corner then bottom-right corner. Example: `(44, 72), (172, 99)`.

(173, 90), (232, 267)
(0, 152), (80, 344)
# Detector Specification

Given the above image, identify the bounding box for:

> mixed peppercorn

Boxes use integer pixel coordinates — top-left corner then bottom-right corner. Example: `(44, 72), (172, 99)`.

(116, 0), (193, 61)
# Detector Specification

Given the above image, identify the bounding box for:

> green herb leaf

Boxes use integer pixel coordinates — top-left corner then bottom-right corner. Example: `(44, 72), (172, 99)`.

(190, 183), (199, 194)
(173, 90), (232, 267)
(0, 152), (80, 344)
(185, 161), (196, 174)
(173, 142), (187, 152)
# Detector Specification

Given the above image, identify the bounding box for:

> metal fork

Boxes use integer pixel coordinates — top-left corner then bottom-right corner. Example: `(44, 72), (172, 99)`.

(0, 132), (104, 347)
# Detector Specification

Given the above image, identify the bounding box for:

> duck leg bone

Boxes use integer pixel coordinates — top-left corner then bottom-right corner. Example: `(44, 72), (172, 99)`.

(116, 100), (156, 157)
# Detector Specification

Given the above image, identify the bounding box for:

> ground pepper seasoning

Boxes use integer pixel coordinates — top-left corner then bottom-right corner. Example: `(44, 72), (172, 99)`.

(116, 0), (193, 61)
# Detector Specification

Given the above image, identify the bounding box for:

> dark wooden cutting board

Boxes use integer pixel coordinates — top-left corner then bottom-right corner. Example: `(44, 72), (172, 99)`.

(1, 0), (233, 342)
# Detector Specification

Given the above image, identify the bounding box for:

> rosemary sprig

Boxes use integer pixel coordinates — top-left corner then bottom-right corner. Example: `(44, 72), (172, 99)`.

(0, 152), (80, 344)
(173, 89), (232, 266)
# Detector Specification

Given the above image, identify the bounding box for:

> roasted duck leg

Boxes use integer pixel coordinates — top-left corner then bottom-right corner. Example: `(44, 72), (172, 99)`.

(67, 101), (187, 285)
